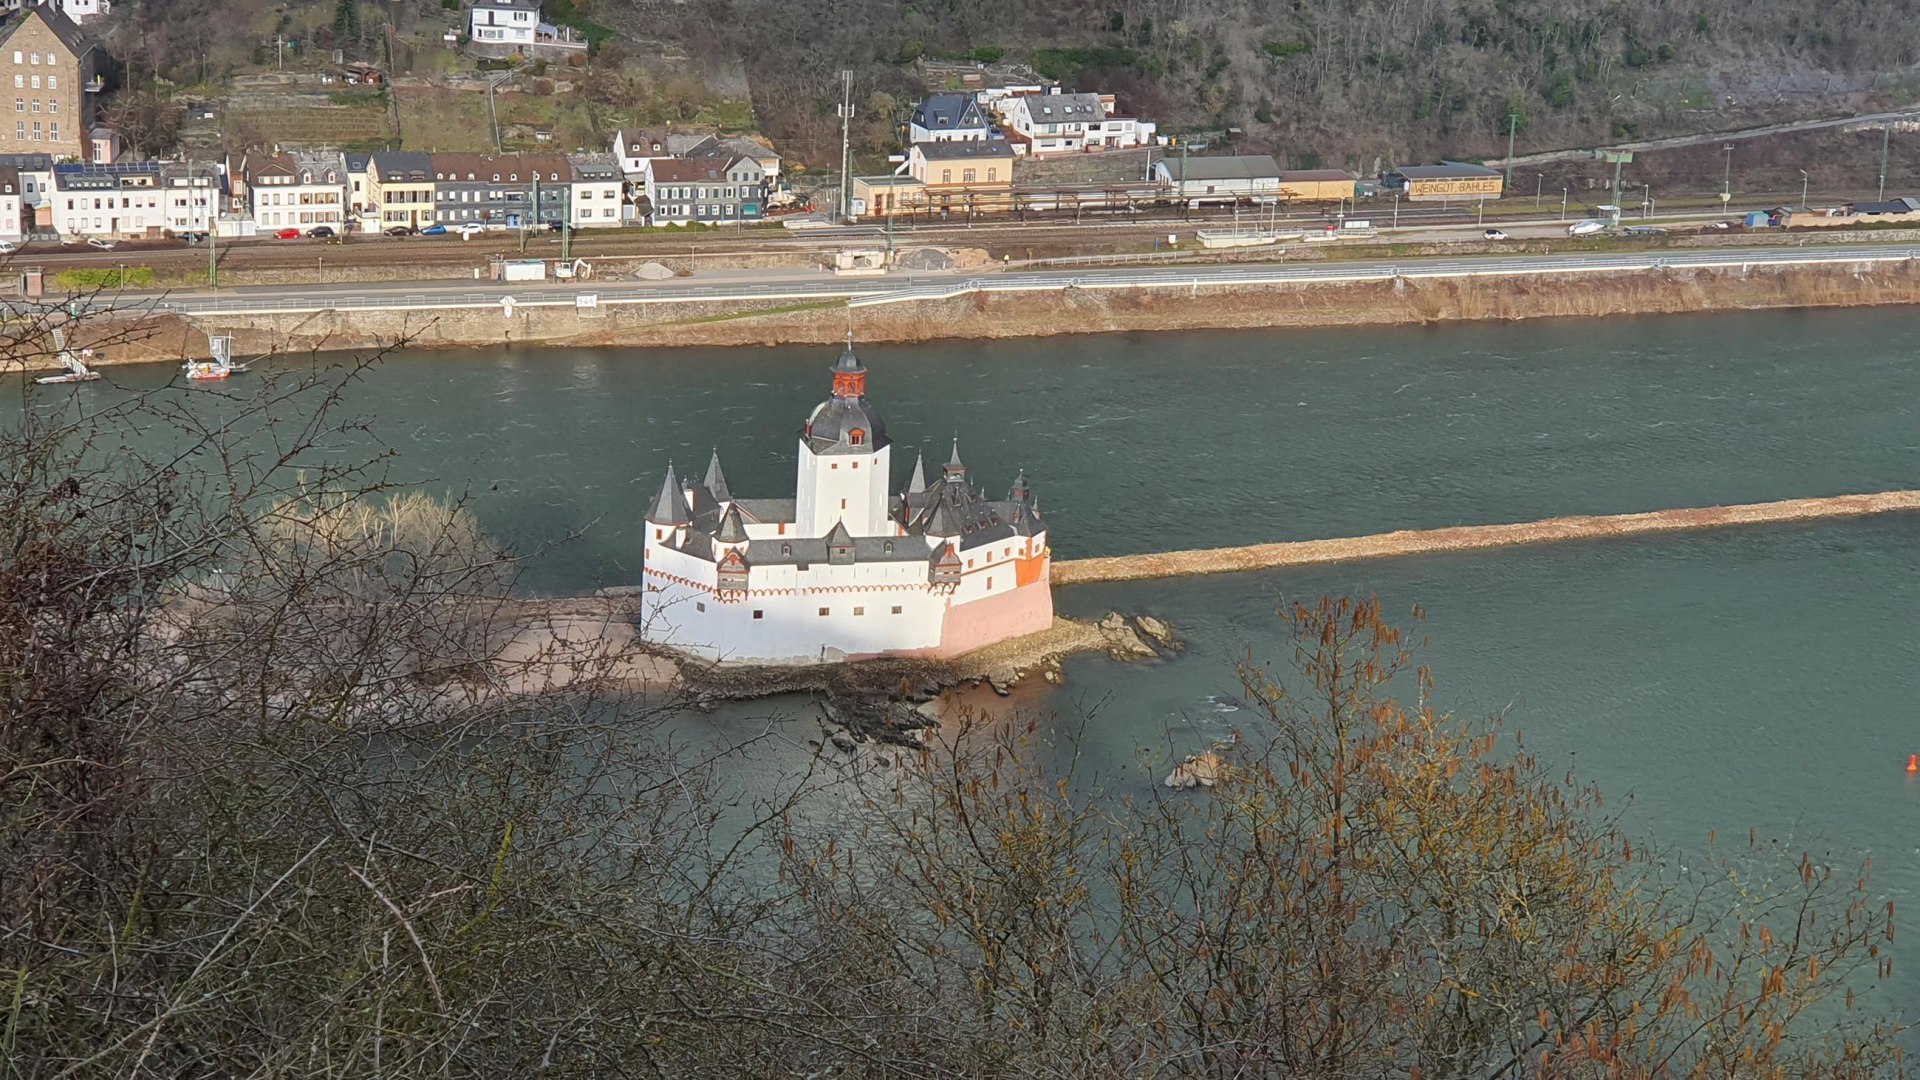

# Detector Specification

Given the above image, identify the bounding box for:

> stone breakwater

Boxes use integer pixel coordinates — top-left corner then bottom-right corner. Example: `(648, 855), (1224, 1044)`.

(1050, 490), (1920, 585)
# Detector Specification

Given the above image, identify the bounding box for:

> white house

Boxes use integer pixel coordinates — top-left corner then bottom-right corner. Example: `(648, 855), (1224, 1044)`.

(909, 93), (995, 143)
(468, 0), (537, 45)
(49, 162), (161, 236)
(566, 151), (622, 227)
(159, 162), (216, 234)
(247, 150), (346, 232)
(56, 0), (107, 24)
(639, 339), (1053, 664)
(997, 90), (1156, 156)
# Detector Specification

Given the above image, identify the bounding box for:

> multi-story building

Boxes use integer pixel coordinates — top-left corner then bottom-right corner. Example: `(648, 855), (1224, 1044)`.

(48, 161), (159, 236)
(0, 149), (49, 232)
(639, 340), (1052, 664)
(248, 150), (346, 231)
(158, 161), (215, 234)
(468, 0), (537, 46)
(909, 93), (995, 143)
(0, 0), (100, 160)
(427, 151), (567, 228)
(906, 140), (1015, 212)
(367, 150), (433, 230)
(566, 151), (622, 228)
(344, 151), (373, 230)
(997, 90), (1155, 156)
(642, 155), (765, 225)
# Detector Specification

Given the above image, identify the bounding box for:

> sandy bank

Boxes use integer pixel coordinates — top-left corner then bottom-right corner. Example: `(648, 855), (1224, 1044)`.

(1051, 489), (1920, 585)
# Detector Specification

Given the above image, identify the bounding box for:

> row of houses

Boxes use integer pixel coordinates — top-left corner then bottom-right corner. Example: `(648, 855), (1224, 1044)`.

(907, 87), (1158, 158)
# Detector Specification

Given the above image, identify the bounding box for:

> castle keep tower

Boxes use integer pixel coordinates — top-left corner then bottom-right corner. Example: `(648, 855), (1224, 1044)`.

(639, 340), (1052, 664)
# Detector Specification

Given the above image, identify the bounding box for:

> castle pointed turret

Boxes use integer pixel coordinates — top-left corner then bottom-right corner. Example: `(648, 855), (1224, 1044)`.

(714, 502), (748, 544)
(704, 451), (732, 504)
(646, 462), (690, 525)
(1009, 468), (1031, 504)
(943, 438), (966, 481)
(907, 451), (927, 494)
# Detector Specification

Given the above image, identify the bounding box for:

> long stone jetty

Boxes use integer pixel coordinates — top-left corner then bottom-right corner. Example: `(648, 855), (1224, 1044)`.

(1051, 490), (1920, 585)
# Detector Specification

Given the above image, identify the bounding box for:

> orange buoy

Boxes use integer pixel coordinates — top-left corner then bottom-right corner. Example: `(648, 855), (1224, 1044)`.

(1908, 754), (1918, 773)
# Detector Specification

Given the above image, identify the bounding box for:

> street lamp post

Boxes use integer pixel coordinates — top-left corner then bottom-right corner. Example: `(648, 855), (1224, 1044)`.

(1560, 186), (1568, 221)
(1799, 169), (1809, 209)
(1535, 172), (1543, 207)
(1721, 143), (1733, 209)
(1392, 191), (1400, 228)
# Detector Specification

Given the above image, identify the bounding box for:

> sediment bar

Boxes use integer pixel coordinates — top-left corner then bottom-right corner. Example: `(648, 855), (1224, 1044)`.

(1050, 490), (1920, 585)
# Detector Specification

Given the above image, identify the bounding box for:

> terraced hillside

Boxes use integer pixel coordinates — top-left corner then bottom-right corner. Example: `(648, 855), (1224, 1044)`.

(181, 91), (392, 152)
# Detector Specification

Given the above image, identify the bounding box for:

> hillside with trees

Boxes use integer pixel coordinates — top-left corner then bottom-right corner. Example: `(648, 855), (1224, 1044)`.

(657, 0), (1920, 169)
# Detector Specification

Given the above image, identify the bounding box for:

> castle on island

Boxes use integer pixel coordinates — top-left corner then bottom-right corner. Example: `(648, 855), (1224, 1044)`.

(639, 338), (1053, 664)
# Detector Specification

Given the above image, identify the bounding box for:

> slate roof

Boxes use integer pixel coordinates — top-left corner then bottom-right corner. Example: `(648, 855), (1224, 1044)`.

(913, 93), (989, 132)
(703, 452), (731, 503)
(1851, 197), (1920, 214)
(915, 140), (1016, 162)
(648, 157), (747, 184)
(1160, 155), (1281, 182)
(647, 463), (691, 525)
(371, 151), (433, 182)
(1015, 92), (1104, 124)
(0, 153), (53, 171)
(0, 2), (92, 59)
(802, 339), (888, 456)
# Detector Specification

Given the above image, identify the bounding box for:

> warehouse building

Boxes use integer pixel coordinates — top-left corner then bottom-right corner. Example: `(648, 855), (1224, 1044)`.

(1276, 169), (1357, 202)
(1383, 162), (1504, 201)
(1153, 154), (1281, 203)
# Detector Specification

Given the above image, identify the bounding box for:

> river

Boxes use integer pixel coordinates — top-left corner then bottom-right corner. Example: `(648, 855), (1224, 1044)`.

(16, 307), (1920, 1014)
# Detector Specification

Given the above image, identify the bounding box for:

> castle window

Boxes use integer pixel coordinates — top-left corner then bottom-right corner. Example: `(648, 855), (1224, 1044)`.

(987, 576), (994, 588)
(753, 610), (764, 619)
(850, 428), (864, 446)
(696, 602), (706, 612)
(831, 463), (838, 470)
(851, 462), (859, 469)
(883, 542), (893, 554)
(818, 607), (829, 617)
(782, 544), (792, 556)
(840, 499), (847, 510)
(967, 559), (973, 568)
(853, 607), (865, 616)
(891, 605), (902, 614)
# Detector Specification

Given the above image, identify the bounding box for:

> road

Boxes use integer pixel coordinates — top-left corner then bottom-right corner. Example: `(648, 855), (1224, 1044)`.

(48, 242), (1918, 318)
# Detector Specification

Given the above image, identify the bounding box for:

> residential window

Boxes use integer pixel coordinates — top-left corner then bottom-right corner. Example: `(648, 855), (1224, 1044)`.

(988, 167), (997, 181)
(30, 100), (38, 113)
(47, 76), (55, 90)
(10, 52), (20, 64)
(48, 123), (55, 141)
(963, 168), (975, 183)
(29, 122), (38, 141)
(29, 75), (39, 89)
(941, 169), (951, 183)
(11, 76), (19, 89)
(12, 100), (20, 113)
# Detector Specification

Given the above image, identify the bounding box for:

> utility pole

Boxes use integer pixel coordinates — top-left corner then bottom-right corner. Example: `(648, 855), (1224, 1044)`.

(1799, 169), (1809, 210)
(1503, 111), (1517, 191)
(275, 34), (288, 71)
(1878, 126), (1891, 200)
(837, 69), (854, 222)
(1535, 172), (1542, 208)
(1721, 142), (1733, 209)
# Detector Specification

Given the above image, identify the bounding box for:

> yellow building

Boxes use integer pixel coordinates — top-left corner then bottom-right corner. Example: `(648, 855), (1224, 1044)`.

(0, 2), (100, 159)
(1384, 162), (1503, 201)
(368, 150), (434, 230)
(851, 175), (926, 219)
(1276, 169), (1357, 202)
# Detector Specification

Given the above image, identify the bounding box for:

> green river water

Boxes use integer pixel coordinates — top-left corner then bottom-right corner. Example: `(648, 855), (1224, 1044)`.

(16, 307), (1920, 1017)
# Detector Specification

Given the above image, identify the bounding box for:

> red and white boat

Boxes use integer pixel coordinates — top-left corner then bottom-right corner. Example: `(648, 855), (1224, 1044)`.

(184, 336), (247, 381)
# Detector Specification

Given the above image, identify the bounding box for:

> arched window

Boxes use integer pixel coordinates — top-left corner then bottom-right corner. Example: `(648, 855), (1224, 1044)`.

(782, 544), (792, 557)
(849, 428), (864, 446)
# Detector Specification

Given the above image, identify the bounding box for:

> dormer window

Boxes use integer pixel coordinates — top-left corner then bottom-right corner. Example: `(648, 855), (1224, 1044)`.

(849, 428), (864, 446)
(781, 544), (792, 556)
(492, 173), (500, 181)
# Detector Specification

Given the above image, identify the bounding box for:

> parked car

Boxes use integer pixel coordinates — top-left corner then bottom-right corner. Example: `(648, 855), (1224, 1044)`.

(308, 225), (336, 239)
(1707, 220), (1732, 230)
(275, 228), (301, 240)
(420, 224), (448, 236)
(546, 221), (564, 232)
(0, 240), (15, 255)
(1567, 220), (1606, 237)
(458, 222), (487, 239)
(1482, 228), (1508, 240)
(384, 226), (415, 237)
(86, 237), (115, 250)
(177, 231), (209, 246)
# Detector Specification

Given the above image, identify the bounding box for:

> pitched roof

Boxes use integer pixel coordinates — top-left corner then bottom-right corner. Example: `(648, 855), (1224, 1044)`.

(703, 451), (731, 503)
(714, 503), (748, 543)
(1013, 92), (1103, 123)
(913, 93), (989, 132)
(1280, 169), (1358, 182)
(428, 152), (569, 183)
(0, 3), (92, 60)
(370, 150), (433, 181)
(567, 151), (621, 181)
(906, 452), (926, 494)
(647, 157), (740, 183)
(647, 463), (690, 525)
(1160, 155), (1281, 182)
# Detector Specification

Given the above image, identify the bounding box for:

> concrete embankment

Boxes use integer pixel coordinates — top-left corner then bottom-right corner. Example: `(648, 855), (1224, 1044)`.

(1050, 490), (1920, 585)
(162, 260), (1920, 359)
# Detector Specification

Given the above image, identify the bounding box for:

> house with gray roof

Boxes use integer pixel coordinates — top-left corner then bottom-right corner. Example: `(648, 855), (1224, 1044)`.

(1152, 154), (1281, 201)
(997, 90), (1156, 156)
(910, 93), (996, 143)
